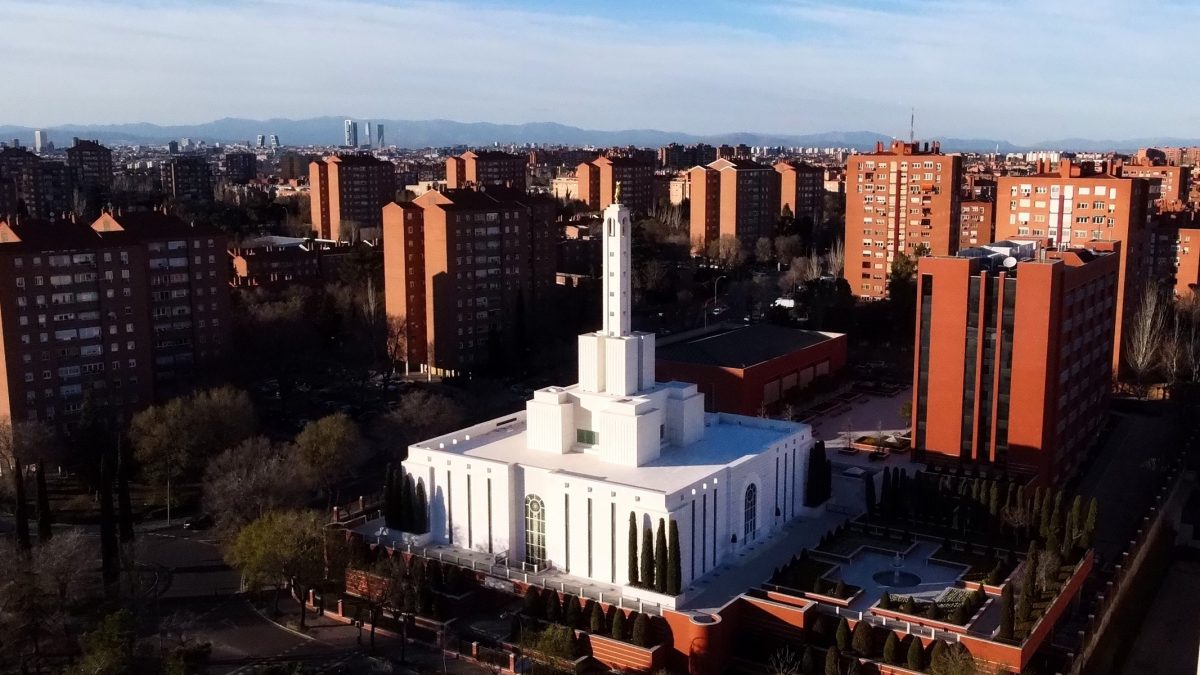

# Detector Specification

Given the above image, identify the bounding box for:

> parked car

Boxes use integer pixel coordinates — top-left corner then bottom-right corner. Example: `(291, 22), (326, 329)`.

(183, 514), (213, 530)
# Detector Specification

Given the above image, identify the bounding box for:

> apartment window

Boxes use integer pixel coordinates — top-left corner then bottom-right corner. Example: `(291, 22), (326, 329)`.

(576, 429), (599, 445)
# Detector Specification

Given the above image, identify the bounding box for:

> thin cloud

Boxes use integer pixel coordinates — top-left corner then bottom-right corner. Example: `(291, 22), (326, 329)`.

(0, 0), (1195, 143)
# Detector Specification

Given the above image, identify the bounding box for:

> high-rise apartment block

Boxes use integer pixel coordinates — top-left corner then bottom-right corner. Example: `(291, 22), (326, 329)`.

(1147, 211), (1200, 298)
(657, 143), (718, 170)
(17, 161), (72, 220)
(91, 212), (231, 395)
(845, 141), (963, 298)
(445, 151), (527, 191)
(308, 154), (396, 241)
(575, 156), (654, 214)
(343, 119), (359, 148)
(383, 188), (555, 376)
(912, 239), (1120, 484)
(994, 159), (1149, 371)
(0, 212), (230, 426)
(224, 152), (257, 184)
(688, 158), (780, 252)
(66, 139), (114, 192)
(1119, 163), (1189, 210)
(959, 199), (995, 247)
(773, 160), (825, 227)
(33, 130), (45, 155)
(375, 124), (385, 149)
(160, 155), (213, 203)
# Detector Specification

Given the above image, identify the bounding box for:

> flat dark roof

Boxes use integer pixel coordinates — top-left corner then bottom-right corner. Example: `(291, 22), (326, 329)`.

(657, 324), (841, 369)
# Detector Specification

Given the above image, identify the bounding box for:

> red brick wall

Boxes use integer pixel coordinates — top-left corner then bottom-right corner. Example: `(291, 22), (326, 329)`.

(656, 333), (848, 416)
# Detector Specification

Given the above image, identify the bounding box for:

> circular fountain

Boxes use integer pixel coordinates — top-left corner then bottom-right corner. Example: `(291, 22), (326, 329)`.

(872, 551), (921, 588)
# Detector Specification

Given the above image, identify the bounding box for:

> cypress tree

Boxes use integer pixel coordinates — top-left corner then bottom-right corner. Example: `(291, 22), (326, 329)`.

(631, 612), (651, 647)
(98, 450), (119, 589)
(929, 641), (947, 671)
(415, 480), (429, 534)
(627, 512), (639, 587)
(834, 579), (847, 598)
(998, 584), (1014, 639)
(667, 519), (682, 595)
(11, 455), (30, 551)
(906, 636), (923, 670)
(544, 590), (561, 624)
(640, 527), (655, 591)
(851, 621), (872, 655)
(1049, 491), (1064, 540)
(116, 433), (134, 544)
(882, 632), (899, 664)
(35, 462), (52, 542)
(400, 472), (414, 532)
(835, 617), (851, 650)
(1082, 498), (1099, 549)
(523, 587), (542, 618)
(878, 592), (892, 610)
(589, 602), (605, 634)
(824, 646), (840, 675)
(563, 594), (580, 628)
(988, 482), (1001, 518)
(654, 518), (668, 593)
(383, 465), (395, 526)
(881, 467), (892, 512)
(801, 646), (816, 675)
(611, 609), (627, 641)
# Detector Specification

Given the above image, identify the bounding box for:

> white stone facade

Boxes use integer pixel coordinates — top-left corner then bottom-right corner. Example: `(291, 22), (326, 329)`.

(405, 202), (814, 594)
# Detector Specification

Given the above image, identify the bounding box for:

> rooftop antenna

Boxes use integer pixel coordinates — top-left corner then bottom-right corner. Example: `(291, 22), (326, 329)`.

(909, 107), (915, 143)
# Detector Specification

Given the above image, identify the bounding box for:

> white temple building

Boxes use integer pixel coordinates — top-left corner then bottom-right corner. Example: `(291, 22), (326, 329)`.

(405, 201), (814, 601)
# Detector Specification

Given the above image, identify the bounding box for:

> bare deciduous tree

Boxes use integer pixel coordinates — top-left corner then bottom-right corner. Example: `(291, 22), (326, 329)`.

(827, 238), (845, 279)
(1124, 284), (1167, 398)
(1160, 311), (1187, 392)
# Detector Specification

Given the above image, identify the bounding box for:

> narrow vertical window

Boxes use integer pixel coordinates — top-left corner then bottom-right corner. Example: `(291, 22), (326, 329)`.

(524, 495), (546, 568)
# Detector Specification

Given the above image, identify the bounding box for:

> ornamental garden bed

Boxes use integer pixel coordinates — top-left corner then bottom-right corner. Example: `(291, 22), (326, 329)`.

(930, 543), (1018, 585)
(873, 586), (988, 628)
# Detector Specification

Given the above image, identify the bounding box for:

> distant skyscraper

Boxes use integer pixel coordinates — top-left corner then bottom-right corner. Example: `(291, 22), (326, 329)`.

(376, 124), (385, 149)
(343, 119), (358, 148)
(167, 140), (179, 154)
(365, 123), (373, 149)
(33, 130), (45, 154)
(255, 134), (266, 148)
(269, 134), (280, 149)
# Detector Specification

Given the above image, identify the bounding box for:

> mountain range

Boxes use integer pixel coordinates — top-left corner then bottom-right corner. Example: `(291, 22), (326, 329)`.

(0, 116), (1194, 153)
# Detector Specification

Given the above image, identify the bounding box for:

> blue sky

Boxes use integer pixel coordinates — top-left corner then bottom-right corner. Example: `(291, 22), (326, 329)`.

(1, 0), (1197, 143)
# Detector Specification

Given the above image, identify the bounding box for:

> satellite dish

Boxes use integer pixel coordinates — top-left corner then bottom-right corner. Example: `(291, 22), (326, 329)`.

(1002, 257), (1018, 268)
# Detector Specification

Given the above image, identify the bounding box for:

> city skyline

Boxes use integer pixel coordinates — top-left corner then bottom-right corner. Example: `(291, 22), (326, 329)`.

(3, 0), (1198, 143)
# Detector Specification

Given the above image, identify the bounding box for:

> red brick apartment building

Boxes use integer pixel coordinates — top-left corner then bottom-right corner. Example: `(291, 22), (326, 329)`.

(0, 212), (229, 426)
(959, 199), (995, 247)
(912, 239), (1119, 484)
(688, 158), (780, 252)
(1148, 210), (1200, 297)
(994, 159), (1149, 372)
(160, 155), (213, 203)
(1119, 163), (1189, 211)
(309, 154), (396, 241)
(383, 188), (555, 376)
(845, 141), (963, 299)
(773, 160), (825, 228)
(575, 156), (654, 214)
(445, 151), (527, 191)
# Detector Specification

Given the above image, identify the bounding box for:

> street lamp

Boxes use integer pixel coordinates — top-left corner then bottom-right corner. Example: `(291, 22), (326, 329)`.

(704, 275), (728, 329)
